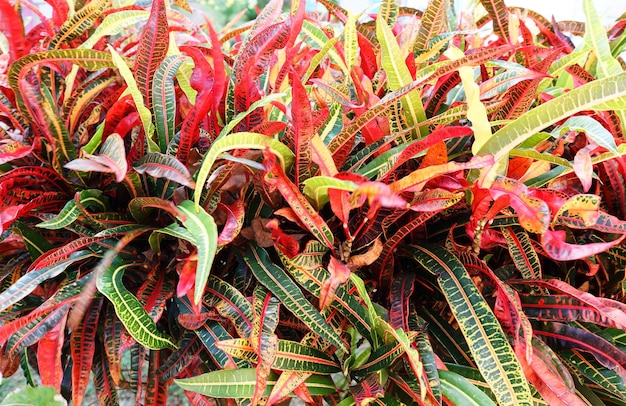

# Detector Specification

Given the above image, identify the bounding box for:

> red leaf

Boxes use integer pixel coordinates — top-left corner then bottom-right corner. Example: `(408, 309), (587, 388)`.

(328, 188), (352, 227)
(71, 298), (103, 406)
(291, 70), (314, 187)
(38, 313), (67, 391)
(263, 149), (335, 250)
(266, 219), (299, 258)
(384, 126), (473, 180)
(0, 0), (26, 62)
(134, 0), (169, 110)
(389, 273), (415, 330)
(177, 46), (214, 164)
(515, 345), (585, 406)
(216, 200), (245, 247)
(541, 229), (625, 261)
(0, 140), (33, 164)
(177, 254), (197, 298)
(351, 182), (407, 210)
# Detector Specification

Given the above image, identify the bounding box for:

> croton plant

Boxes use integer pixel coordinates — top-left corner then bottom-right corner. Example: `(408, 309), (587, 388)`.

(0, 0), (625, 404)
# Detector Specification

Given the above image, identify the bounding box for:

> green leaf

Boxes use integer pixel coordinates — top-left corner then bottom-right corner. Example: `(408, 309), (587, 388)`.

(405, 244), (533, 406)
(80, 10), (149, 49)
(414, 0), (447, 51)
(555, 115), (619, 154)
(108, 44), (154, 140)
(477, 71), (626, 175)
(240, 244), (347, 352)
(302, 176), (357, 208)
(439, 369), (497, 406)
(216, 338), (341, 373)
(174, 368), (336, 398)
(174, 200), (218, 305)
(376, 14), (427, 137)
(301, 20), (349, 76)
(9, 49), (117, 93)
(0, 385), (66, 406)
(37, 189), (109, 230)
(153, 55), (185, 152)
(96, 256), (177, 350)
(193, 132), (295, 208)
(50, 0), (108, 49)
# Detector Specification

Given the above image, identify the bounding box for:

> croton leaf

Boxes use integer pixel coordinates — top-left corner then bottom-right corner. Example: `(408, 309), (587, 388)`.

(193, 132), (295, 208)
(175, 368), (336, 399)
(96, 256), (177, 350)
(216, 338), (340, 373)
(0, 140), (33, 165)
(133, 152), (196, 189)
(405, 244), (533, 406)
(241, 243), (347, 352)
(64, 133), (127, 182)
(541, 229), (625, 261)
(173, 200), (218, 306)
(0, 250), (94, 314)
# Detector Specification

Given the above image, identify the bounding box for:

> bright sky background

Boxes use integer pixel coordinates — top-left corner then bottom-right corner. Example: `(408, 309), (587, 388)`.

(339, 0), (624, 25)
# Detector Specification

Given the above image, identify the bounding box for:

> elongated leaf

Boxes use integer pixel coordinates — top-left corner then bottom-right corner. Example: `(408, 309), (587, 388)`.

(71, 298), (103, 406)
(206, 276), (254, 338)
(37, 312), (66, 391)
(477, 72), (626, 175)
(96, 256), (177, 350)
(194, 132), (294, 208)
(153, 55), (185, 152)
(376, 13), (426, 137)
(7, 304), (70, 356)
(0, 250), (93, 313)
(216, 338), (340, 373)
(80, 10), (149, 49)
(439, 369), (497, 406)
(93, 344), (119, 406)
(157, 331), (203, 383)
(278, 241), (371, 338)
(240, 244), (346, 352)
(414, 0), (446, 51)
(134, 0), (169, 111)
(405, 244), (533, 406)
(352, 342), (404, 377)
(176, 296), (248, 369)
(557, 116), (618, 153)
(108, 45), (154, 140)
(174, 200), (218, 305)
(49, 0), (108, 49)
(134, 152), (195, 188)
(302, 176), (357, 209)
(263, 151), (335, 249)
(480, 0), (509, 41)
(502, 226), (541, 279)
(9, 49), (117, 93)
(175, 368), (336, 398)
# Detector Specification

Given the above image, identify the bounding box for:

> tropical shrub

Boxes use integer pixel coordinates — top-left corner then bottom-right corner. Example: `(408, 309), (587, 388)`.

(0, 0), (626, 405)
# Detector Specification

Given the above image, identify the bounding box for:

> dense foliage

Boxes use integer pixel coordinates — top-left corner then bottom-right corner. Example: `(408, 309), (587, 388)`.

(0, 0), (626, 404)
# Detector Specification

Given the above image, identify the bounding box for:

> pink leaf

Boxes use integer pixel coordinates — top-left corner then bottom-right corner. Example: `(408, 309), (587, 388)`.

(541, 229), (625, 261)
(573, 146), (593, 192)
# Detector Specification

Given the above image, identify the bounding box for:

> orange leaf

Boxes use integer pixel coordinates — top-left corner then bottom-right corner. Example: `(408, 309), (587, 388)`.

(319, 257), (351, 309)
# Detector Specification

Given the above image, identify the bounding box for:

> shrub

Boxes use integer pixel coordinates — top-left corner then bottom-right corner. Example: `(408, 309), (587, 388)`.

(0, 0), (625, 404)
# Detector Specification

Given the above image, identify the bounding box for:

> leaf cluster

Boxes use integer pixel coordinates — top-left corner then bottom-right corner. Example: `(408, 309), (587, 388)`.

(0, 0), (626, 405)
